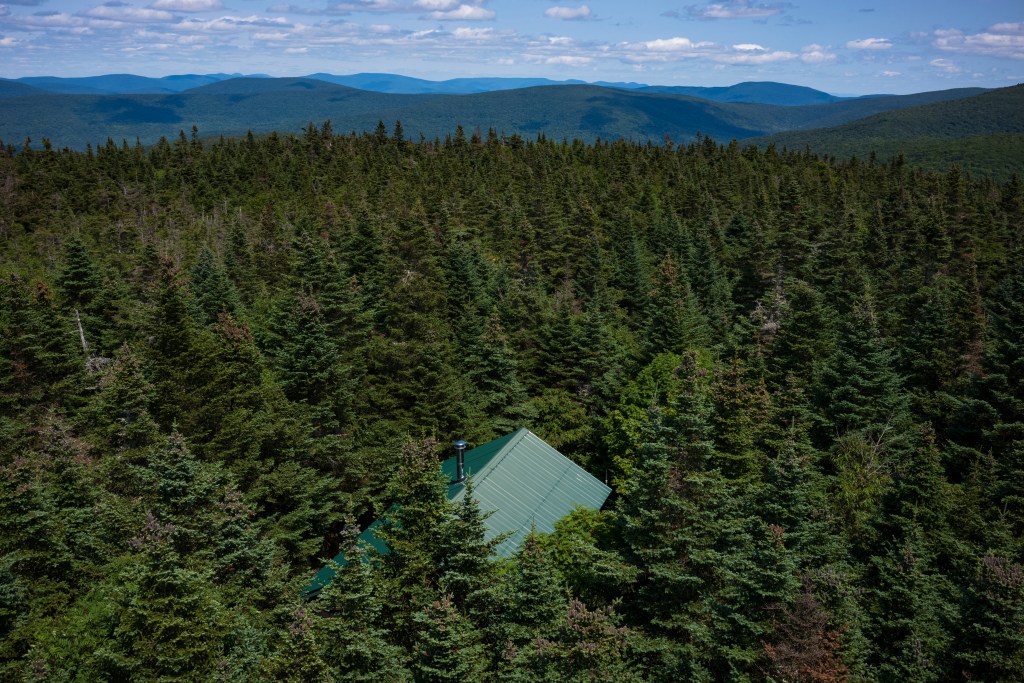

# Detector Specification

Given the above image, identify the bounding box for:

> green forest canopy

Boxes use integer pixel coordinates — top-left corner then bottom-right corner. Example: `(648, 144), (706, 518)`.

(1, 125), (1023, 680)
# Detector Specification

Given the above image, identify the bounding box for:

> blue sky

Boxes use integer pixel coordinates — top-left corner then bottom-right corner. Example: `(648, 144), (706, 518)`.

(1, 0), (1021, 93)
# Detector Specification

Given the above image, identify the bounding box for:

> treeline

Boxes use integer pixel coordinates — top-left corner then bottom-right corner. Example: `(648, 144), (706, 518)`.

(1, 124), (1023, 681)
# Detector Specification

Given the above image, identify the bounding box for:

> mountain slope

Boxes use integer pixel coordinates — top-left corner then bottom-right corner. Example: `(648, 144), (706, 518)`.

(301, 74), (840, 104)
(0, 80), (48, 98)
(740, 87), (990, 131)
(0, 77), (1005, 172)
(187, 77), (359, 95)
(303, 72), (598, 94)
(637, 81), (842, 105)
(0, 83), (771, 149)
(750, 84), (1024, 177)
(5, 70), (984, 110)
(14, 73), (266, 95)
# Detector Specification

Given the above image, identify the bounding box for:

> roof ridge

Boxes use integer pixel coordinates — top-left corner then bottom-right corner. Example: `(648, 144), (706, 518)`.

(451, 427), (529, 501)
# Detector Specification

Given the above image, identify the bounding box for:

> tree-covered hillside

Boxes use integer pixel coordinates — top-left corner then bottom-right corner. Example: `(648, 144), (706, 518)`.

(755, 84), (1024, 179)
(1, 126), (1022, 680)
(0, 79), (988, 154)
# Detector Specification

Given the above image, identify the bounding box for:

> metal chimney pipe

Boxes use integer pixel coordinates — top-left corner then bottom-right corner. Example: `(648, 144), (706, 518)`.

(454, 440), (467, 483)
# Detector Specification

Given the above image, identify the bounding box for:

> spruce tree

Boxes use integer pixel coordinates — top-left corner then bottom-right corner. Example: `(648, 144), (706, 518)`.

(261, 605), (333, 683)
(55, 234), (119, 354)
(81, 343), (160, 457)
(410, 595), (489, 683)
(107, 514), (229, 681)
(511, 599), (639, 683)
(644, 255), (708, 361)
(147, 259), (197, 429)
(314, 525), (410, 682)
(0, 276), (84, 458)
(464, 312), (535, 441)
(502, 531), (567, 644)
(375, 439), (457, 644)
(189, 246), (241, 327)
(139, 431), (223, 556)
(953, 554), (1024, 679)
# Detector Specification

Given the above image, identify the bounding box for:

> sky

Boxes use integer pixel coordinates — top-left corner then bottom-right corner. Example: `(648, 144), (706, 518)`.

(0, 0), (1022, 94)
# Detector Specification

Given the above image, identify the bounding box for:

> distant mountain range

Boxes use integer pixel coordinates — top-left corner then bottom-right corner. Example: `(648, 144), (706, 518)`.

(3, 73), (268, 96)
(0, 72), (1019, 178)
(2, 72), (854, 104)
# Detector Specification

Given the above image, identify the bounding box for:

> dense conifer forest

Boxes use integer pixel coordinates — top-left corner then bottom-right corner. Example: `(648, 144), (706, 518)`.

(1, 124), (1023, 681)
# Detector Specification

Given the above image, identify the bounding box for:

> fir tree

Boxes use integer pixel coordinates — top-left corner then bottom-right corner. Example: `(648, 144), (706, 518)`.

(644, 255), (708, 361)
(81, 343), (160, 456)
(106, 514), (230, 681)
(314, 525), (410, 682)
(411, 595), (489, 683)
(189, 246), (241, 327)
(464, 312), (535, 441)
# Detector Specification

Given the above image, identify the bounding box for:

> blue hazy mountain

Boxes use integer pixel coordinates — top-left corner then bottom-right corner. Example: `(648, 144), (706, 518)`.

(302, 73), (648, 94)
(10, 71), (848, 105)
(303, 74), (841, 105)
(12, 73), (271, 95)
(636, 81), (844, 105)
(0, 80), (48, 98)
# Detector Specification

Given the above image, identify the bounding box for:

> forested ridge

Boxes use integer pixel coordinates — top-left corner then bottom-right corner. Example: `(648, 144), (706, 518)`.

(1, 124), (1023, 681)
(752, 85), (1024, 181)
(0, 79), (997, 156)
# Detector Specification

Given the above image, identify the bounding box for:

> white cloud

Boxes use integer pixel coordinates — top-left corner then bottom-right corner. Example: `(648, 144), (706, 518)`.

(257, 20), (522, 51)
(253, 30), (290, 40)
(881, 70), (900, 76)
(639, 36), (714, 52)
(990, 22), (1024, 33)
(85, 4), (175, 23)
(846, 37), (891, 49)
(149, 0), (223, 11)
(452, 26), (492, 39)
(133, 27), (210, 43)
(267, 4), (326, 15)
(800, 43), (835, 63)
(427, 3), (494, 20)
(172, 14), (292, 30)
(174, 31), (209, 43)
(329, 0), (402, 12)
(687, 0), (790, 20)
(618, 35), (807, 67)
(5, 11), (89, 28)
(623, 35), (809, 66)
(930, 57), (961, 73)
(284, 45), (307, 52)
(545, 5), (590, 21)
(545, 54), (591, 66)
(934, 23), (1024, 60)
(0, 35), (17, 45)
(715, 49), (795, 64)
(414, 0), (458, 9)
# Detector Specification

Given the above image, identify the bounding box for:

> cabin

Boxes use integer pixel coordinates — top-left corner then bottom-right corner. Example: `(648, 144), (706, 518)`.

(307, 428), (611, 595)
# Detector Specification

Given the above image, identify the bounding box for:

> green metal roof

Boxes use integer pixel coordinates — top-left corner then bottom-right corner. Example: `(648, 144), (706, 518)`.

(307, 428), (611, 595)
